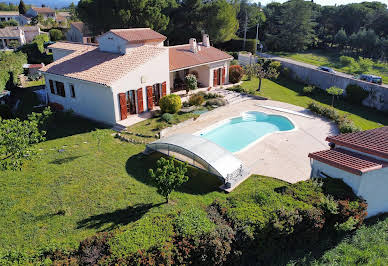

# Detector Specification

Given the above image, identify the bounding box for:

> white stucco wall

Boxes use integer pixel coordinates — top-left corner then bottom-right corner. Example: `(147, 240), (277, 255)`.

(43, 73), (116, 125)
(311, 160), (388, 217)
(97, 32), (127, 54)
(66, 26), (83, 43)
(51, 48), (75, 61)
(111, 47), (169, 121)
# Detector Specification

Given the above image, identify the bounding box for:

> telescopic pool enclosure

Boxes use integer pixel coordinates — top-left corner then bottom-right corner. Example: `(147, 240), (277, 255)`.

(145, 134), (250, 191)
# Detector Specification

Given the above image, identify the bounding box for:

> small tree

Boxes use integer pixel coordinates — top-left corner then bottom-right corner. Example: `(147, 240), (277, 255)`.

(184, 74), (197, 94)
(91, 129), (105, 152)
(0, 108), (51, 170)
(149, 157), (189, 203)
(251, 63), (279, 92)
(49, 29), (63, 41)
(18, 0), (27, 15)
(327, 86), (344, 107)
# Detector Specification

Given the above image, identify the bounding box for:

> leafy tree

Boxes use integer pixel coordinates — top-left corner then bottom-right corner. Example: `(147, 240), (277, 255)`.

(202, 0), (239, 44)
(334, 28), (348, 50)
(326, 86), (343, 107)
(0, 108), (52, 170)
(246, 63), (279, 91)
(49, 29), (63, 41)
(18, 0), (27, 14)
(184, 74), (197, 94)
(0, 51), (27, 92)
(31, 14), (44, 25)
(77, 0), (173, 35)
(149, 157), (188, 203)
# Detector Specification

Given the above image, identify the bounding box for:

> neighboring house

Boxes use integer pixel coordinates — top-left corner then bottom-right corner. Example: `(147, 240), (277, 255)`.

(40, 28), (232, 125)
(309, 127), (388, 217)
(66, 22), (96, 44)
(0, 11), (30, 25)
(0, 26), (42, 49)
(26, 7), (56, 20)
(23, 63), (45, 77)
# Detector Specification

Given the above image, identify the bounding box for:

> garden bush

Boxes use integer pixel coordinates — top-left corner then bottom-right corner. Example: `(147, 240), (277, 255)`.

(229, 65), (244, 83)
(204, 92), (222, 99)
(345, 84), (369, 105)
(302, 85), (315, 95)
(49, 29), (63, 41)
(161, 113), (174, 123)
(188, 94), (205, 106)
(159, 95), (182, 114)
(184, 74), (197, 93)
(339, 56), (356, 66)
(174, 208), (215, 237)
(269, 60), (282, 72)
(205, 98), (227, 107)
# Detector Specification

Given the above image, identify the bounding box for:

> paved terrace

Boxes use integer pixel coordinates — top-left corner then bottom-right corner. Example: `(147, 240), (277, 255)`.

(161, 98), (338, 183)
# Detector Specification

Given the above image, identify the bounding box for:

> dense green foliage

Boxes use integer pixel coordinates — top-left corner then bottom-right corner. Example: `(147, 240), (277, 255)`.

(49, 29), (64, 41)
(149, 157), (189, 202)
(18, 34), (53, 64)
(326, 86), (344, 106)
(175, 208), (215, 237)
(18, 0), (27, 14)
(0, 107), (51, 170)
(188, 94), (204, 106)
(159, 94), (182, 114)
(0, 51), (27, 92)
(184, 74), (197, 92)
(0, 19), (18, 28)
(345, 84), (369, 105)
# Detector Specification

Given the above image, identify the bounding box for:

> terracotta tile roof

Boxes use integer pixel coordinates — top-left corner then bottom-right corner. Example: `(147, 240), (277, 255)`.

(326, 127), (388, 159)
(48, 41), (98, 51)
(309, 148), (387, 176)
(32, 7), (55, 14)
(0, 27), (22, 38)
(110, 28), (166, 43)
(169, 43), (233, 71)
(0, 11), (19, 16)
(40, 45), (167, 86)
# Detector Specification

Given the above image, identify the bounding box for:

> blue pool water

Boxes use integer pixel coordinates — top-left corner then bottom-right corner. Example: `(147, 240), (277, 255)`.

(199, 111), (295, 152)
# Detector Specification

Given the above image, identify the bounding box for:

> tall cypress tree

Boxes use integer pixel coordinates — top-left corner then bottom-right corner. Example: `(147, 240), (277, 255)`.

(18, 0), (27, 15)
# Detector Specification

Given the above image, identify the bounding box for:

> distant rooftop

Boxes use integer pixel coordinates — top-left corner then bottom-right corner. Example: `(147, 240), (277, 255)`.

(0, 11), (19, 16)
(31, 7), (56, 14)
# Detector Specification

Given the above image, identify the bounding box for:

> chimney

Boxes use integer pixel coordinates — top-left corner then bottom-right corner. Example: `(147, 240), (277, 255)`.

(203, 34), (210, 47)
(189, 38), (197, 53)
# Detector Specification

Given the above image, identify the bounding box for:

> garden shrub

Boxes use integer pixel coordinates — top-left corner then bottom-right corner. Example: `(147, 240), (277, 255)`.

(229, 65), (244, 84)
(0, 51), (27, 91)
(159, 95), (182, 114)
(345, 84), (369, 105)
(227, 85), (245, 93)
(49, 29), (63, 41)
(269, 61), (282, 72)
(335, 217), (359, 233)
(174, 208), (215, 237)
(339, 56), (356, 66)
(161, 113), (174, 123)
(204, 92), (222, 99)
(205, 98), (227, 107)
(302, 85), (315, 95)
(188, 94), (204, 106)
(184, 74), (197, 93)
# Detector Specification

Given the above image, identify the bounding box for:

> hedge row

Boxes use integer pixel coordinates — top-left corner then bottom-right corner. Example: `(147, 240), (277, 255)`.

(308, 101), (361, 133)
(37, 177), (367, 265)
(215, 38), (256, 54)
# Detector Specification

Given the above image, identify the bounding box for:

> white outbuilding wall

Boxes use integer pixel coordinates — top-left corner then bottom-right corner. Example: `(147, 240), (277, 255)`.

(311, 160), (388, 217)
(44, 73), (116, 125)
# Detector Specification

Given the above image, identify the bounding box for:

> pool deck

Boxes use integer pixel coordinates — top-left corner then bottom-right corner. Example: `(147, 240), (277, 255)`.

(163, 99), (338, 184)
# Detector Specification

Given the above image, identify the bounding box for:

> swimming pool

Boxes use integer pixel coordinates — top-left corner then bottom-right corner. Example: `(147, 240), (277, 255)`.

(198, 111), (295, 153)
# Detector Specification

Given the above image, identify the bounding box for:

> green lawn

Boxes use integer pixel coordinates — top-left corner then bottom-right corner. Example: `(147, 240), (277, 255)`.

(274, 49), (388, 84)
(240, 77), (388, 130)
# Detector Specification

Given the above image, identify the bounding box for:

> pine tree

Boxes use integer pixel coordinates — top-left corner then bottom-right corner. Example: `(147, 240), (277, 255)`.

(18, 0), (26, 15)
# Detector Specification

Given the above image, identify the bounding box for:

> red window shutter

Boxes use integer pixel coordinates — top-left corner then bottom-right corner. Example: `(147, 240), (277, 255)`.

(146, 86), (153, 110)
(119, 93), (128, 120)
(137, 88), (144, 113)
(221, 68), (226, 85)
(161, 82), (167, 97)
(213, 69), (218, 86)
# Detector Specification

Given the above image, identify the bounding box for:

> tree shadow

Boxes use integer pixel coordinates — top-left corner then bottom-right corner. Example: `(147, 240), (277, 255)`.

(273, 77), (388, 126)
(76, 203), (163, 231)
(125, 152), (223, 195)
(50, 155), (85, 165)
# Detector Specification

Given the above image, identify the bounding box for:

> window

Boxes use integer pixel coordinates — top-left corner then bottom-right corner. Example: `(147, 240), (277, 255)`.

(49, 80), (55, 94)
(152, 83), (161, 105)
(70, 84), (76, 98)
(126, 90), (136, 114)
(55, 81), (66, 97)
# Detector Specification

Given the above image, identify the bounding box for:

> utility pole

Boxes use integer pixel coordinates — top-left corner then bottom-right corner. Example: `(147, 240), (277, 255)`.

(243, 9), (248, 50)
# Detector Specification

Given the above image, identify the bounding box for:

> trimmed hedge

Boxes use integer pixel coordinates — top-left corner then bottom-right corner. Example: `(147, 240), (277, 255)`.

(215, 38), (256, 54)
(308, 101), (361, 133)
(159, 95), (182, 114)
(229, 65), (244, 83)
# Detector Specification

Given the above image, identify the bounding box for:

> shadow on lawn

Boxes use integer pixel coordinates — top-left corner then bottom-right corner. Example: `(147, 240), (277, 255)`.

(273, 78), (388, 126)
(77, 203), (163, 231)
(50, 155), (85, 165)
(125, 152), (222, 195)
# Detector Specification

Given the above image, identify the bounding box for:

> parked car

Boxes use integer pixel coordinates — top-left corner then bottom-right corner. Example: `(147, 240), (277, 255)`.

(359, 74), (383, 85)
(318, 66), (336, 74)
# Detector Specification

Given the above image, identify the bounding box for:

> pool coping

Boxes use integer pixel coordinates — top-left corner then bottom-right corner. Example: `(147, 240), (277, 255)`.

(193, 110), (298, 155)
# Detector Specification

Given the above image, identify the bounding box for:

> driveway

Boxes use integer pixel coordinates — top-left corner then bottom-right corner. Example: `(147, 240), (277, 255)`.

(162, 98), (338, 183)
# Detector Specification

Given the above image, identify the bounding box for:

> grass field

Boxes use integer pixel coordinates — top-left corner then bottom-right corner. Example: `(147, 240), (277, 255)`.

(240, 77), (388, 130)
(274, 49), (388, 84)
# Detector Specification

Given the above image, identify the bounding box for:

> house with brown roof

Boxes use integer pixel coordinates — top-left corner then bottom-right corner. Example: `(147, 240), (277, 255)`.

(66, 22), (96, 44)
(0, 26), (42, 49)
(40, 28), (232, 126)
(0, 11), (31, 25)
(309, 127), (388, 217)
(26, 7), (56, 20)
